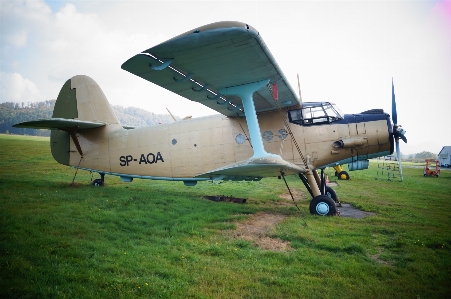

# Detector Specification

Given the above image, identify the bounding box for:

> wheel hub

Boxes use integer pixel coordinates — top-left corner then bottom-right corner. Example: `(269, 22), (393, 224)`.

(316, 202), (330, 215)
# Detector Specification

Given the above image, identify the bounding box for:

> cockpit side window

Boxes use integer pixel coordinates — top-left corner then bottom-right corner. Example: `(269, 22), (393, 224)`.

(288, 103), (343, 126)
(289, 109), (303, 123)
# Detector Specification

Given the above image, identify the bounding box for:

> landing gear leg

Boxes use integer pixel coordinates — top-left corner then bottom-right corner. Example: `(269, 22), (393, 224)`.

(299, 169), (339, 216)
(298, 173), (313, 198)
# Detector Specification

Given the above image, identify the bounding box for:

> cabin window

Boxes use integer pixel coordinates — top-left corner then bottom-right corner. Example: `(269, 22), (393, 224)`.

(263, 131), (273, 141)
(288, 103), (343, 126)
(278, 129), (288, 139)
(235, 134), (245, 144)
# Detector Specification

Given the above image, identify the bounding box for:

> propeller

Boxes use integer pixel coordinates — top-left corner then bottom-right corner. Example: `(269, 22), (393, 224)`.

(392, 79), (407, 181)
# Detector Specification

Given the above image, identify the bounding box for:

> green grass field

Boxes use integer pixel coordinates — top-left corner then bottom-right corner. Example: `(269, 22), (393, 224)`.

(1, 134), (451, 298)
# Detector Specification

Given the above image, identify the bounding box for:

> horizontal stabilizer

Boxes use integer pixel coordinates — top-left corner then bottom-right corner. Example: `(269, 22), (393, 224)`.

(195, 156), (305, 180)
(13, 118), (106, 130)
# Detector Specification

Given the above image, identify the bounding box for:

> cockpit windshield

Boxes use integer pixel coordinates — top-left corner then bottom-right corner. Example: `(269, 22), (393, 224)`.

(288, 102), (343, 126)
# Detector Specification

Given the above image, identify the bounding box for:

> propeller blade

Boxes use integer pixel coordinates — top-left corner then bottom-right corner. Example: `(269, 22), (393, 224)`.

(399, 134), (407, 143)
(391, 79), (404, 181)
(392, 78), (397, 125)
(396, 141), (404, 182)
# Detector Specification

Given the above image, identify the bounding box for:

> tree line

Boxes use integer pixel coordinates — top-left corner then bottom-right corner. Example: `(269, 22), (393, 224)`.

(404, 151), (438, 162)
(0, 100), (176, 136)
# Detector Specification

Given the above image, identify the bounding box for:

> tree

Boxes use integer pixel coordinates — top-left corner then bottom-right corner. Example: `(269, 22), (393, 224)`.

(415, 151), (437, 160)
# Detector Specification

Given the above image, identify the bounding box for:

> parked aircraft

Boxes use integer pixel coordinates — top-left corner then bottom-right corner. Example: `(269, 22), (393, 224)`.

(14, 21), (407, 216)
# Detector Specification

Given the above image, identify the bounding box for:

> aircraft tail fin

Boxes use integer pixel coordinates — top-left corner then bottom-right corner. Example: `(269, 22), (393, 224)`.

(52, 75), (122, 165)
(52, 75), (120, 125)
(14, 75), (122, 165)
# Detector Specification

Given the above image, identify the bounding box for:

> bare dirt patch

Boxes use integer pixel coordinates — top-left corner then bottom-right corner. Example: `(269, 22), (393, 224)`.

(278, 189), (307, 208)
(278, 188), (305, 201)
(231, 212), (292, 251)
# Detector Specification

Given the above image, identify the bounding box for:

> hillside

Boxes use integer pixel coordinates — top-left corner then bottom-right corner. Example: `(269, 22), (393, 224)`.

(0, 100), (176, 136)
(112, 105), (177, 127)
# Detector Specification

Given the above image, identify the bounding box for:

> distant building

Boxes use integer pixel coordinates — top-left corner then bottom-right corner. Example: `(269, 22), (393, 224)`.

(438, 146), (451, 166)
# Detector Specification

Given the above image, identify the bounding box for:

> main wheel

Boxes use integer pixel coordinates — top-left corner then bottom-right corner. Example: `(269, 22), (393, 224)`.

(338, 171), (350, 180)
(325, 186), (338, 203)
(309, 195), (337, 216)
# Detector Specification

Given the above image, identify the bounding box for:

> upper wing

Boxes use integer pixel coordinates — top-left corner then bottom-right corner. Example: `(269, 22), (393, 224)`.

(121, 21), (300, 117)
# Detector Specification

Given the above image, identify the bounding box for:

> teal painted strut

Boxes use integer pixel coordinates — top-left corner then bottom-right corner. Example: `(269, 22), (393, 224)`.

(220, 80), (280, 159)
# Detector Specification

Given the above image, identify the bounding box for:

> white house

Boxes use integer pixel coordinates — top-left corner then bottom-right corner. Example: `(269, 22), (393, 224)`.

(438, 146), (451, 166)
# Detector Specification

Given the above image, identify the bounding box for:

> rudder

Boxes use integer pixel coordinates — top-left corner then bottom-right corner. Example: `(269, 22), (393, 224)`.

(69, 75), (120, 125)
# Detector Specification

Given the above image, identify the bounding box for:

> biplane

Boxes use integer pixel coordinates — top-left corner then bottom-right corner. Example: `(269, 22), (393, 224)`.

(14, 21), (407, 216)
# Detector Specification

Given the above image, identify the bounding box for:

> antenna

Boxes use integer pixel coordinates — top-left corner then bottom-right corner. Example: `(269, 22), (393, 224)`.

(297, 73), (303, 107)
(166, 107), (177, 122)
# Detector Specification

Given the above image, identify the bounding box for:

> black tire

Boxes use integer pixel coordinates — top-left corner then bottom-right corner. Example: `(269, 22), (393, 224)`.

(309, 195), (337, 216)
(325, 186), (338, 203)
(93, 179), (103, 186)
(338, 171), (350, 180)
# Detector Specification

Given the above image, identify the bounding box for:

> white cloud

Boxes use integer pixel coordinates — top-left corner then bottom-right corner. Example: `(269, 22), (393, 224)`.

(3, 30), (28, 49)
(0, 0), (450, 154)
(0, 72), (42, 103)
(0, 0), (52, 48)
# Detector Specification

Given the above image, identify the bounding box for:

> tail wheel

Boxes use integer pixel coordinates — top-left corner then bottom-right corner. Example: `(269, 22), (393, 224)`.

(310, 195), (337, 216)
(93, 179), (103, 186)
(338, 171), (350, 180)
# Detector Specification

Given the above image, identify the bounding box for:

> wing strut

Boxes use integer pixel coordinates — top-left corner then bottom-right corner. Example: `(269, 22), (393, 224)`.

(219, 80), (279, 159)
(270, 83), (322, 197)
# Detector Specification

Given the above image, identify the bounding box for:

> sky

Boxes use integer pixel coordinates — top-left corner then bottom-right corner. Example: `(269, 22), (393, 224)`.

(1, 0), (450, 155)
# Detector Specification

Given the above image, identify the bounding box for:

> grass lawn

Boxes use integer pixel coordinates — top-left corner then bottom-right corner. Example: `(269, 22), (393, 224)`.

(1, 134), (450, 298)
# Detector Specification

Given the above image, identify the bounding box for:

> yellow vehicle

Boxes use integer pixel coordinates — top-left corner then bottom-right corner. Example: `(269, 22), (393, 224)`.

(333, 165), (350, 180)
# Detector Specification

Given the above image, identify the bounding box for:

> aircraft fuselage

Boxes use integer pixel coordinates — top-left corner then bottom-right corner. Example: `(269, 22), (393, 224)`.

(66, 108), (392, 182)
